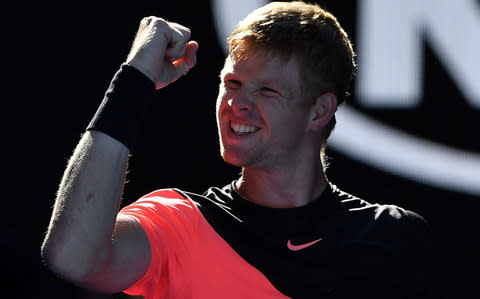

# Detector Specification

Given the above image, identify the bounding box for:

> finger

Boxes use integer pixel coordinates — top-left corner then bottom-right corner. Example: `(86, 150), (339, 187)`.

(141, 16), (154, 25)
(164, 24), (191, 60)
(183, 41), (199, 67)
(172, 41), (199, 75)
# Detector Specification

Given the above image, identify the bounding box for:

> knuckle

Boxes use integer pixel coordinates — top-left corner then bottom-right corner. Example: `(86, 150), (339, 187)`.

(154, 17), (168, 25)
(184, 29), (191, 39)
(180, 26), (192, 37)
(141, 16), (156, 24)
(171, 23), (191, 36)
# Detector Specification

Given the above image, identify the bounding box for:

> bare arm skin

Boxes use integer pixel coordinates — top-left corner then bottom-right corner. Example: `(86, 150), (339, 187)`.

(41, 17), (198, 293)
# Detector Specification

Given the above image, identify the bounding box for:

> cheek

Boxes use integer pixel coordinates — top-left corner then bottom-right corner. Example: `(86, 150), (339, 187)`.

(216, 92), (229, 124)
(257, 101), (287, 124)
(215, 87), (225, 116)
(264, 105), (309, 135)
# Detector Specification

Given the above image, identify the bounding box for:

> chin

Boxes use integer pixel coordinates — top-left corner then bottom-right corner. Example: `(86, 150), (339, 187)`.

(221, 151), (245, 167)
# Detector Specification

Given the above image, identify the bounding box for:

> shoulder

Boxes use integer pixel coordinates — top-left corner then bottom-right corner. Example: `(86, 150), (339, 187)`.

(370, 204), (432, 251)
(133, 188), (200, 207)
(332, 184), (429, 228)
(361, 198), (433, 256)
(366, 202), (436, 295)
(120, 188), (203, 225)
(331, 185), (431, 242)
(373, 204), (429, 229)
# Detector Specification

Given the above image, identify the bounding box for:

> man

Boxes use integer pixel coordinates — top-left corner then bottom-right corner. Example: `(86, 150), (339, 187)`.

(42, 2), (434, 298)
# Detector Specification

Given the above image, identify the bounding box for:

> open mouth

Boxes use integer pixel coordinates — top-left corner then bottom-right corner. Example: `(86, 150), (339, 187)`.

(230, 121), (260, 135)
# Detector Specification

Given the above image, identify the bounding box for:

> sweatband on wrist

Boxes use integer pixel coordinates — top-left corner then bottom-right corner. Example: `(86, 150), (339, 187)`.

(87, 63), (156, 151)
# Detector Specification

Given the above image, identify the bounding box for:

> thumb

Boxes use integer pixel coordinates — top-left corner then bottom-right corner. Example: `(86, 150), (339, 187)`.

(173, 41), (199, 75)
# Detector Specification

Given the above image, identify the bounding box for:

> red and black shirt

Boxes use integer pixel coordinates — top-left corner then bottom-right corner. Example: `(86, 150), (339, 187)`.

(120, 182), (434, 298)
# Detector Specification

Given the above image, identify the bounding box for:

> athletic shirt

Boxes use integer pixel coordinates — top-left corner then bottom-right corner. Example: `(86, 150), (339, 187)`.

(119, 182), (434, 298)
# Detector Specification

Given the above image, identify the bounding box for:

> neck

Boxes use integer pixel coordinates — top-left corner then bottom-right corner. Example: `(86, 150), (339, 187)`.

(235, 160), (328, 208)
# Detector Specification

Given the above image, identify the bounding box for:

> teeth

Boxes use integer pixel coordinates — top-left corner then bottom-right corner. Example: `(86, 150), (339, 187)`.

(231, 121), (259, 134)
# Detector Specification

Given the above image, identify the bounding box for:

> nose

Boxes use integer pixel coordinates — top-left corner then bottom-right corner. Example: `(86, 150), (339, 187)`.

(228, 87), (254, 112)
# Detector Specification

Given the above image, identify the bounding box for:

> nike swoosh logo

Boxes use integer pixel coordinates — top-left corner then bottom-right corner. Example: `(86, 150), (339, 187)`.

(287, 238), (323, 251)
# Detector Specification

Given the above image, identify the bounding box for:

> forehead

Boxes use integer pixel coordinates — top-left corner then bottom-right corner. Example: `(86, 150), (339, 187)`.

(221, 51), (301, 95)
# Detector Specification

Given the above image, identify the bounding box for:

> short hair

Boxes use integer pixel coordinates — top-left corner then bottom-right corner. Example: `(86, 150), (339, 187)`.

(227, 1), (357, 149)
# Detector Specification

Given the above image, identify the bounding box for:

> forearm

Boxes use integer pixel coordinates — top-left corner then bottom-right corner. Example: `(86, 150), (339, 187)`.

(42, 63), (154, 283)
(42, 130), (129, 281)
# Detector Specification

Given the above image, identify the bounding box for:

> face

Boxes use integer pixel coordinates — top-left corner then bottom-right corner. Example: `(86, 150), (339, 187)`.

(216, 51), (314, 169)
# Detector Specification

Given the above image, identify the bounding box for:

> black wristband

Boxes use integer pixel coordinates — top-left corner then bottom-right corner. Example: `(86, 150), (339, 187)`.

(87, 63), (156, 151)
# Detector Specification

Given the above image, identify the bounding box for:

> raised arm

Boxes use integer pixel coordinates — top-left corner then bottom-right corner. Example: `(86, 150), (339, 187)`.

(41, 17), (198, 293)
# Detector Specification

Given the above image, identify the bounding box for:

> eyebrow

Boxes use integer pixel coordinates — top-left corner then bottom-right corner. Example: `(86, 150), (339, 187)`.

(220, 71), (297, 99)
(219, 60), (298, 99)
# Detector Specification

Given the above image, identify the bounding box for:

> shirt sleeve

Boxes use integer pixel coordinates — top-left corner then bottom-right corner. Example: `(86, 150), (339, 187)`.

(118, 189), (200, 298)
(374, 205), (437, 297)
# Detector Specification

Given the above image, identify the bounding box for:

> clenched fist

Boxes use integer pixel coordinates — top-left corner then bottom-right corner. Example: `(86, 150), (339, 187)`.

(126, 17), (199, 90)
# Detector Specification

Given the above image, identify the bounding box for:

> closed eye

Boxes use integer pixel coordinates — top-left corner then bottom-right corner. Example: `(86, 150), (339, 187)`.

(225, 79), (241, 90)
(260, 87), (281, 97)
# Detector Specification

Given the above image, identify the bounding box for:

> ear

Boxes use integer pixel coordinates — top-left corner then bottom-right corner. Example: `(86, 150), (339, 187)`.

(308, 92), (338, 132)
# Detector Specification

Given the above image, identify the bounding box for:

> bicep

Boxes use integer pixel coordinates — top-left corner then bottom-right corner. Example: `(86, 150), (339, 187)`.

(83, 215), (152, 293)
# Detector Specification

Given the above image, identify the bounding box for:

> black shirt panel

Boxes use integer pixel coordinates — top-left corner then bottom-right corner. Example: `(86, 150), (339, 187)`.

(183, 183), (434, 298)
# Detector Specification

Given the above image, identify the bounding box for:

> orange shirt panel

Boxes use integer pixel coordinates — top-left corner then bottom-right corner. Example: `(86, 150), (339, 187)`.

(119, 189), (289, 299)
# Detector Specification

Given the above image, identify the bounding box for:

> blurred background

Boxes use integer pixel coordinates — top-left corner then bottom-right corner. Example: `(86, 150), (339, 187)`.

(3, 0), (479, 297)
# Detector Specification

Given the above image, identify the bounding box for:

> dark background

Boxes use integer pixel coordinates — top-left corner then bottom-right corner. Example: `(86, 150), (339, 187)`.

(3, 1), (479, 298)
